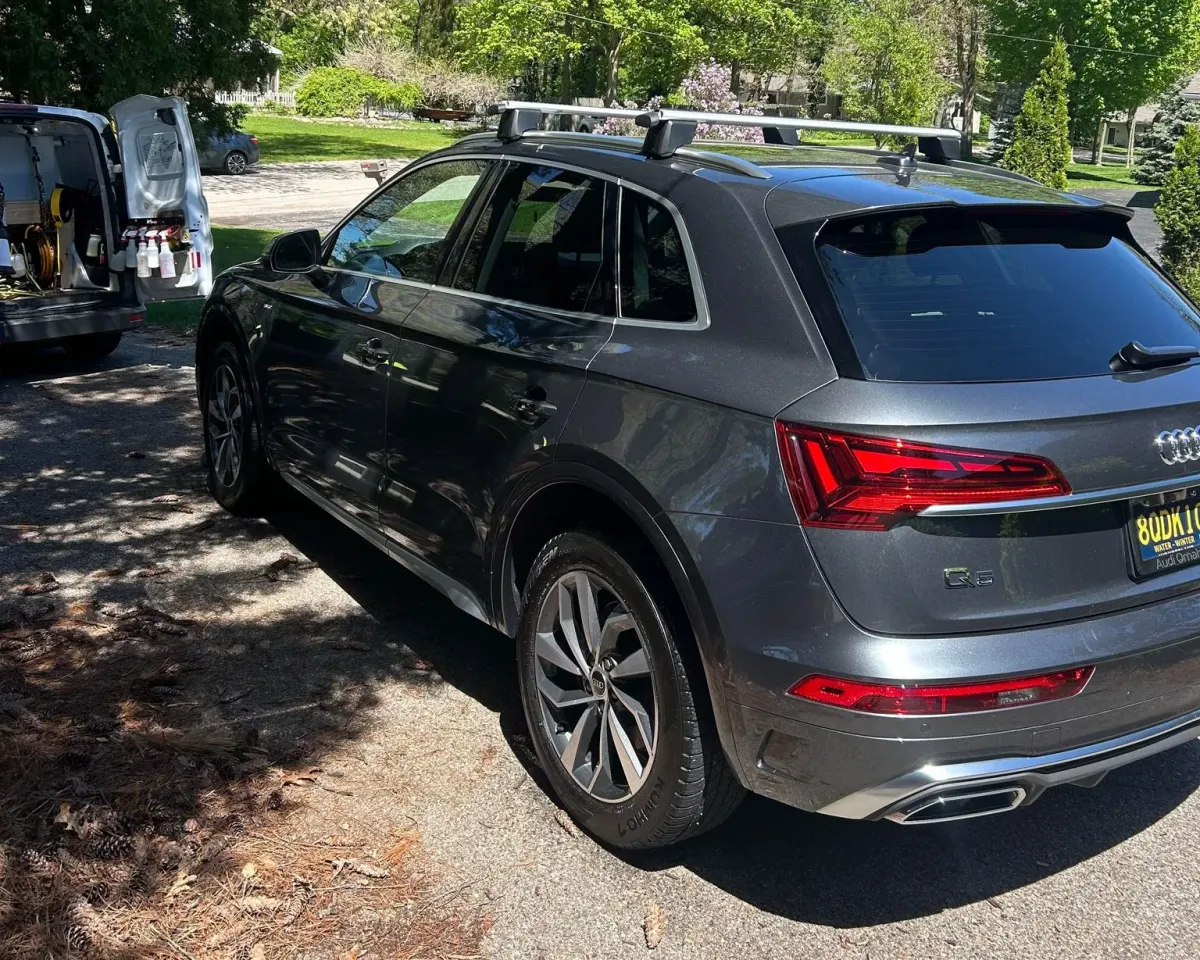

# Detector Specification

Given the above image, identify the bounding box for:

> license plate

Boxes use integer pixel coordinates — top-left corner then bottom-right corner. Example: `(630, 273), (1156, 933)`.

(1128, 487), (1200, 578)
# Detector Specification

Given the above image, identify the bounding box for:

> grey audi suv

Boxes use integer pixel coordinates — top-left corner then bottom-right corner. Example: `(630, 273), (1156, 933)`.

(194, 103), (1200, 848)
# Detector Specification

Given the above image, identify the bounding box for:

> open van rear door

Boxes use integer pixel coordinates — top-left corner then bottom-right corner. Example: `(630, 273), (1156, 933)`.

(110, 95), (213, 299)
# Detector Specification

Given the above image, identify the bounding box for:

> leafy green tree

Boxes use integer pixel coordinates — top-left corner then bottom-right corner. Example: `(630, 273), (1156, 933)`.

(256, 0), (419, 76)
(986, 0), (1200, 160)
(0, 0), (270, 132)
(1156, 125), (1200, 295)
(687, 0), (816, 93)
(1000, 37), (1072, 188)
(821, 0), (948, 146)
(1136, 80), (1200, 184)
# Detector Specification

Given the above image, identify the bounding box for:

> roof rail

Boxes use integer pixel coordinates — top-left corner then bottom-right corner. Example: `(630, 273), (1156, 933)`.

(487, 100), (961, 162)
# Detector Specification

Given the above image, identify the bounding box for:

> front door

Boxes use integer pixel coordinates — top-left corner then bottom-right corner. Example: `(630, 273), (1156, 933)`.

(261, 158), (495, 524)
(380, 162), (617, 598)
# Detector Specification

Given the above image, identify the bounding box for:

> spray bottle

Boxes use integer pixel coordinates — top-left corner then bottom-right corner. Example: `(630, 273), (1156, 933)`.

(0, 183), (13, 277)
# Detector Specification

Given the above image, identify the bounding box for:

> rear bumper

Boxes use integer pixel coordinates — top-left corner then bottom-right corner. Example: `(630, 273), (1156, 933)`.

(820, 704), (1200, 822)
(0, 304), (143, 344)
(667, 511), (1200, 820)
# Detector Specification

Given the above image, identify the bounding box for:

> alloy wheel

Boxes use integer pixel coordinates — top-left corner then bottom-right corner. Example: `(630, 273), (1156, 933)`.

(207, 364), (244, 487)
(533, 570), (658, 803)
(226, 152), (247, 175)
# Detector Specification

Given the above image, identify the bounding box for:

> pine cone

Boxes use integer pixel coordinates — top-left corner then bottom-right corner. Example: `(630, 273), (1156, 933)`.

(88, 833), (133, 861)
(84, 715), (120, 734)
(64, 923), (92, 953)
(59, 748), (92, 770)
(21, 849), (58, 876)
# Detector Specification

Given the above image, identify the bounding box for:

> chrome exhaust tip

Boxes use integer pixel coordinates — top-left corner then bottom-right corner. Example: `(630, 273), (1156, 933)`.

(886, 785), (1027, 825)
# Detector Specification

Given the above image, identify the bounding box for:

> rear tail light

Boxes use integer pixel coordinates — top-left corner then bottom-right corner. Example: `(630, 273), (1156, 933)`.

(775, 424), (1070, 530)
(788, 667), (1094, 715)
(249, 136), (259, 145)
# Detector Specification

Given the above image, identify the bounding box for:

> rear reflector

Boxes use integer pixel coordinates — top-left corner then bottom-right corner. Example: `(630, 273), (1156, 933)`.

(788, 667), (1094, 715)
(775, 423), (1070, 530)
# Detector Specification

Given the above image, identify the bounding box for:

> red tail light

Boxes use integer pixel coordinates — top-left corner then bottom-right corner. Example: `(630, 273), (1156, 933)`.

(788, 667), (1094, 715)
(775, 424), (1069, 530)
(249, 136), (259, 145)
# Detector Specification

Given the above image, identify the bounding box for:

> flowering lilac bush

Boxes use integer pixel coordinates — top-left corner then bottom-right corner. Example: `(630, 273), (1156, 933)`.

(595, 62), (764, 143)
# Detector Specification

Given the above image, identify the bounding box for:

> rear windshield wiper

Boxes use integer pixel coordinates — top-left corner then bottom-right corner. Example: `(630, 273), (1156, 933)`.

(1110, 340), (1200, 371)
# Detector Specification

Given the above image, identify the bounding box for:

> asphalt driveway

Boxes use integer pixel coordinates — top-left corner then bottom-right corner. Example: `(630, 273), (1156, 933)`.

(3, 333), (1200, 959)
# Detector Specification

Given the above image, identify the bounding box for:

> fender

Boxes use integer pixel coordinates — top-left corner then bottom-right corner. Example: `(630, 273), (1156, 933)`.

(490, 453), (747, 785)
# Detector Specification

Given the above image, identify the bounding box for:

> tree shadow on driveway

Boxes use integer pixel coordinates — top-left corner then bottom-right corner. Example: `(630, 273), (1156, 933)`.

(271, 498), (1200, 929)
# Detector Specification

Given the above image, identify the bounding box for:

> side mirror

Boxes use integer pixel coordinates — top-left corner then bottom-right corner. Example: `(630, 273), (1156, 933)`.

(266, 229), (321, 273)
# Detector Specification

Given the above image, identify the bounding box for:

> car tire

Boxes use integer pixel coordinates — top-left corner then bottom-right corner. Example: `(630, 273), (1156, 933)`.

(61, 330), (122, 360)
(201, 340), (272, 515)
(223, 150), (249, 175)
(518, 530), (744, 849)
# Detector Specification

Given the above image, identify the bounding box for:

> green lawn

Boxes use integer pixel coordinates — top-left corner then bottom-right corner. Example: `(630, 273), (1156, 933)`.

(243, 115), (468, 163)
(145, 226), (280, 331)
(1065, 162), (1140, 187)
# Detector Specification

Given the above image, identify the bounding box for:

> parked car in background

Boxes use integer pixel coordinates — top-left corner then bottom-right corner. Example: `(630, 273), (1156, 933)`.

(200, 131), (259, 175)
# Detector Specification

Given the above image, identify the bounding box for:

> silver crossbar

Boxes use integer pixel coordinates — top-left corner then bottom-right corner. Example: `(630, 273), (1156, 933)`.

(486, 100), (961, 163)
(636, 108), (954, 141)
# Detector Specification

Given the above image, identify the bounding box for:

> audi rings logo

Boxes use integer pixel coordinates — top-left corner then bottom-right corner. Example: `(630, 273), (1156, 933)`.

(1156, 428), (1200, 465)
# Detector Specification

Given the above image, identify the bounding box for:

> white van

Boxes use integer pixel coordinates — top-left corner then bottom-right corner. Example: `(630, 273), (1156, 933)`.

(0, 95), (213, 358)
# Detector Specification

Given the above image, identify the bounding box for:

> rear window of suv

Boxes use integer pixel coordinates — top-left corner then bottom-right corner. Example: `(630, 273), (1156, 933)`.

(780, 207), (1200, 382)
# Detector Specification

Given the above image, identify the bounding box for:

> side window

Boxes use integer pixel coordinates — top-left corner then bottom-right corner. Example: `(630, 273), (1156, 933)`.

(454, 164), (612, 314)
(619, 190), (698, 324)
(327, 160), (488, 283)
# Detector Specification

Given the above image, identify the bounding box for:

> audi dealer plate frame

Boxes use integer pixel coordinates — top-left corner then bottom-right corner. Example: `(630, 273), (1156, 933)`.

(1128, 486), (1200, 579)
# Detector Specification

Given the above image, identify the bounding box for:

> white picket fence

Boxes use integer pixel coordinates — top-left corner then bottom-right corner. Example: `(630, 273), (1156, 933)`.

(215, 90), (296, 108)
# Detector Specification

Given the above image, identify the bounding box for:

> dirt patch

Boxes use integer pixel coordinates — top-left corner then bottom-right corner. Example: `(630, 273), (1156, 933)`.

(0, 597), (485, 959)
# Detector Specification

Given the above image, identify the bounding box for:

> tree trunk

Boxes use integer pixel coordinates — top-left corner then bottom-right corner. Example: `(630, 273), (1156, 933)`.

(730, 60), (741, 96)
(603, 32), (623, 104)
(1094, 115), (1106, 166)
(1126, 106), (1137, 169)
(412, 0), (425, 56)
(559, 21), (574, 106)
(954, 3), (980, 159)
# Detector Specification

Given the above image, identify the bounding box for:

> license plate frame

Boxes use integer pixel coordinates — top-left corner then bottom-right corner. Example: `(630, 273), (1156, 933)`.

(1127, 486), (1200, 580)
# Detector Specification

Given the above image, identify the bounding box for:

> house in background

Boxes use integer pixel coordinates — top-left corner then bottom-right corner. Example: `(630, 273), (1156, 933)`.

(1105, 69), (1200, 148)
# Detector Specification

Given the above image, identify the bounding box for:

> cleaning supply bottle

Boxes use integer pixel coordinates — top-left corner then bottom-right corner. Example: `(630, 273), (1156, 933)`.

(158, 233), (176, 279)
(146, 229), (160, 272)
(124, 231), (137, 271)
(136, 236), (150, 278)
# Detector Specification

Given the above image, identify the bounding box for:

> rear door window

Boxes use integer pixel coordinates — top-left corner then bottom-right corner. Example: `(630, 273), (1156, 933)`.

(453, 163), (613, 314)
(784, 208), (1200, 382)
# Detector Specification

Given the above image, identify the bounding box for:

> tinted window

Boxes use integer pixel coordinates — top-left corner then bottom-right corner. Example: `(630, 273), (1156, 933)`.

(619, 191), (698, 323)
(328, 160), (487, 283)
(455, 164), (612, 314)
(800, 209), (1200, 382)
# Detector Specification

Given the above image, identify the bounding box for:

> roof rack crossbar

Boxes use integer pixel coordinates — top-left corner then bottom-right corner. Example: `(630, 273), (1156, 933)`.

(488, 100), (962, 164)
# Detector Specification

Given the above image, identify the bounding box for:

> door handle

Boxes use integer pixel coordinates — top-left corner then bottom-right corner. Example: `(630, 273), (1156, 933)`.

(511, 395), (557, 422)
(356, 337), (391, 366)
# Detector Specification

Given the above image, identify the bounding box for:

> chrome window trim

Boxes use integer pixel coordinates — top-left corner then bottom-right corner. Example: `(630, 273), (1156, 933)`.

(317, 150), (711, 331)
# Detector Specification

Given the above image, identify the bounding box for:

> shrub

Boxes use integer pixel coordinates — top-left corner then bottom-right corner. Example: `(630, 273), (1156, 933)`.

(1000, 38), (1072, 189)
(1156, 125), (1200, 295)
(596, 61), (763, 143)
(339, 41), (504, 114)
(296, 67), (376, 118)
(296, 66), (420, 118)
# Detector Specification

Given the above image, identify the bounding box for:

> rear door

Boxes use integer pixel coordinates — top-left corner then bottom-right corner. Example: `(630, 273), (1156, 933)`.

(109, 95), (213, 299)
(773, 204), (1200, 636)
